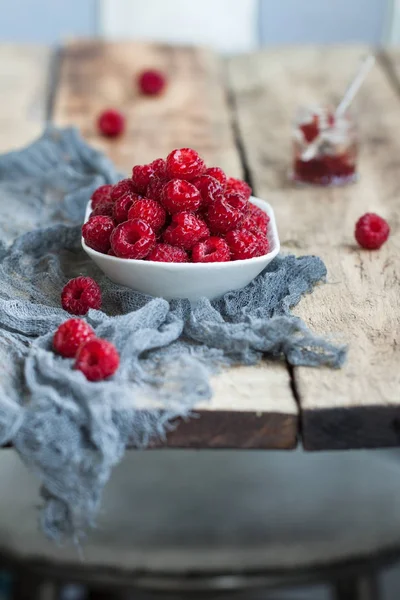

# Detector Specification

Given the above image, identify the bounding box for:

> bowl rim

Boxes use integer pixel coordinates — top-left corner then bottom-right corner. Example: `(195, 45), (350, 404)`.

(81, 196), (280, 269)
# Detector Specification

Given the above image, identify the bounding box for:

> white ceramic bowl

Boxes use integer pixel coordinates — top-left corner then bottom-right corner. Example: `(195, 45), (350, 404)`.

(82, 196), (280, 301)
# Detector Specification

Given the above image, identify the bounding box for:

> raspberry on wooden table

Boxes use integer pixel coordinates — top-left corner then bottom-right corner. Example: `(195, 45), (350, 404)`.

(113, 192), (140, 224)
(90, 199), (114, 218)
(191, 175), (224, 208)
(111, 219), (156, 259)
(53, 319), (96, 358)
(166, 148), (205, 181)
(192, 237), (231, 263)
(163, 212), (209, 250)
(97, 109), (125, 138)
(205, 167), (227, 187)
(61, 277), (102, 315)
(161, 179), (202, 213)
(91, 184), (113, 209)
(147, 243), (188, 263)
(355, 213), (390, 249)
(138, 69), (167, 96)
(128, 198), (166, 231)
(111, 178), (138, 201)
(75, 338), (120, 382)
(82, 215), (114, 253)
(226, 177), (252, 200)
(226, 229), (264, 260)
(206, 191), (247, 234)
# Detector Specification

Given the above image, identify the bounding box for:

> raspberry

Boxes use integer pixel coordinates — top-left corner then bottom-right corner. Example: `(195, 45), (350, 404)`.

(355, 213), (390, 250)
(82, 215), (114, 253)
(151, 158), (167, 180)
(113, 192), (140, 224)
(111, 219), (156, 259)
(163, 212), (209, 250)
(147, 243), (188, 263)
(53, 319), (95, 358)
(246, 204), (270, 234)
(91, 184), (113, 208)
(226, 177), (252, 200)
(111, 178), (138, 201)
(166, 148), (205, 181)
(161, 179), (202, 214)
(192, 237), (230, 263)
(75, 338), (120, 382)
(256, 236), (270, 257)
(90, 199), (114, 218)
(61, 277), (102, 315)
(97, 109), (125, 138)
(205, 167), (227, 187)
(191, 175), (223, 208)
(132, 164), (156, 194)
(146, 177), (164, 202)
(128, 198), (166, 231)
(138, 69), (167, 96)
(300, 115), (319, 143)
(225, 229), (264, 260)
(206, 191), (247, 234)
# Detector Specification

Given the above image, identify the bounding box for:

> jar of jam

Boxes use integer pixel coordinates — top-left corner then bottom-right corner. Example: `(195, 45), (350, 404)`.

(291, 105), (358, 186)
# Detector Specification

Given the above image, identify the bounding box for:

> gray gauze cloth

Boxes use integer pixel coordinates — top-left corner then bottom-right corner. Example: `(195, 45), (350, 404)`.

(0, 128), (346, 542)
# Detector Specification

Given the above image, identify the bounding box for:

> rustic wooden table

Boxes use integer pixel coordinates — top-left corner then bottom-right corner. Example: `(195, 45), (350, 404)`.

(1, 41), (399, 452)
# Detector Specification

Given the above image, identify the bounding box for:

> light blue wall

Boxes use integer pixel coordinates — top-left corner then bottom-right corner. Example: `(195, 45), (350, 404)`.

(0, 0), (97, 43)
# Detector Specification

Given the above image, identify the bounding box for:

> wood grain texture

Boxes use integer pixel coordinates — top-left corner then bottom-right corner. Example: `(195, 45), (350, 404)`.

(53, 40), (242, 176)
(228, 47), (400, 449)
(0, 44), (50, 153)
(53, 41), (298, 450)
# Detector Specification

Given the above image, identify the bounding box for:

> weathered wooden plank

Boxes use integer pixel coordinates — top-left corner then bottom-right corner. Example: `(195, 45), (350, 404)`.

(0, 44), (50, 153)
(53, 41), (298, 449)
(228, 47), (400, 449)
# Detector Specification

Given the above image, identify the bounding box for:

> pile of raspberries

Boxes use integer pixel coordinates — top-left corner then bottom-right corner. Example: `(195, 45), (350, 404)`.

(82, 148), (270, 263)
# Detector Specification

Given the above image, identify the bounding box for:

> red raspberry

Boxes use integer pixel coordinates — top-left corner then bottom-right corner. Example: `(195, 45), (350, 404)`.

(151, 158), (167, 180)
(300, 115), (319, 143)
(111, 219), (156, 259)
(128, 198), (166, 231)
(97, 109), (125, 138)
(75, 338), (120, 382)
(192, 237), (230, 263)
(53, 319), (95, 358)
(163, 212), (209, 250)
(61, 277), (102, 315)
(161, 179), (202, 214)
(147, 243), (188, 263)
(256, 235), (270, 257)
(246, 204), (270, 234)
(226, 177), (252, 200)
(191, 175), (223, 208)
(205, 167), (227, 187)
(113, 192), (140, 224)
(355, 213), (390, 250)
(166, 148), (205, 181)
(82, 215), (114, 253)
(111, 178), (138, 201)
(206, 191), (247, 234)
(225, 229), (264, 260)
(91, 184), (113, 208)
(90, 199), (114, 218)
(146, 177), (164, 202)
(138, 69), (167, 96)
(132, 164), (157, 194)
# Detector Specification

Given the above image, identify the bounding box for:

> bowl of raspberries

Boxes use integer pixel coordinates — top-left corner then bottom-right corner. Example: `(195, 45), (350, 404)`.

(82, 148), (280, 300)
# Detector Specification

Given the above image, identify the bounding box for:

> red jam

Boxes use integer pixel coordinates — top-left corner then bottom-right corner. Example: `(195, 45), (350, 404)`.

(292, 107), (357, 186)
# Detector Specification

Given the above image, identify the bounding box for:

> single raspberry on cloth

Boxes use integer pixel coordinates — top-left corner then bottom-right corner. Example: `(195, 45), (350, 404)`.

(97, 109), (125, 138)
(226, 229), (265, 260)
(147, 243), (188, 263)
(161, 179), (202, 213)
(128, 198), (166, 231)
(191, 175), (224, 208)
(111, 219), (156, 259)
(138, 69), (167, 96)
(166, 148), (205, 181)
(82, 215), (114, 253)
(192, 237), (231, 263)
(61, 277), (102, 315)
(53, 319), (96, 358)
(355, 213), (390, 249)
(225, 177), (252, 200)
(75, 338), (120, 381)
(91, 184), (113, 208)
(163, 212), (209, 250)
(206, 191), (247, 234)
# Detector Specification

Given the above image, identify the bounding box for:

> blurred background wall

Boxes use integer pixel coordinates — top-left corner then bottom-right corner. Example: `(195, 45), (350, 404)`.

(0, 0), (396, 48)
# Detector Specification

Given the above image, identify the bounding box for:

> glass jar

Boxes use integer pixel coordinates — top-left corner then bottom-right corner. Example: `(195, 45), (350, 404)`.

(291, 105), (358, 186)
